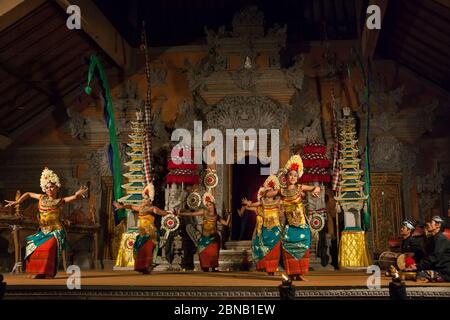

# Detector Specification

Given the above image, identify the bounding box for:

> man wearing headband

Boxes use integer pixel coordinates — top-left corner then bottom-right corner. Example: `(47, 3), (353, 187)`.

(400, 219), (425, 266)
(407, 216), (450, 282)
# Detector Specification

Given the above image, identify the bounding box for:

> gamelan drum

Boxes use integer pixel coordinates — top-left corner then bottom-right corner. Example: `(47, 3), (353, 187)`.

(396, 253), (407, 271)
(378, 251), (401, 270)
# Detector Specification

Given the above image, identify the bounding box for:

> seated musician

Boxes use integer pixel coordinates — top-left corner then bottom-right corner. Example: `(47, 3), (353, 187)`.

(407, 216), (450, 282)
(400, 219), (425, 267)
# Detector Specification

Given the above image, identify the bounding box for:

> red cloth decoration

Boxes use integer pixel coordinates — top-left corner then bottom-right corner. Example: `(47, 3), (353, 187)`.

(302, 159), (330, 168)
(444, 228), (450, 240)
(167, 160), (197, 170)
(166, 175), (199, 184)
(303, 145), (326, 154)
(405, 257), (415, 268)
(388, 238), (401, 248)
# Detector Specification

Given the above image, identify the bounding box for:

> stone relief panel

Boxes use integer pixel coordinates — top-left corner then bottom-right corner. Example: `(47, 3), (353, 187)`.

(206, 96), (288, 132)
(230, 68), (262, 91)
(284, 55), (305, 91)
(174, 99), (206, 132)
(64, 107), (87, 141)
(150, 97), (171, 152)
(185, 6), (289, 96)
(85, 142), (129, 220)
(114, 80), (143, 136)
(417, 164), (444, 216)
(287, 79), (322, 149)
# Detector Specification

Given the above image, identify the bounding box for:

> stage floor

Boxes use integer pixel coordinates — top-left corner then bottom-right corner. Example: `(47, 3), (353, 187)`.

(3, 270), (450, 300)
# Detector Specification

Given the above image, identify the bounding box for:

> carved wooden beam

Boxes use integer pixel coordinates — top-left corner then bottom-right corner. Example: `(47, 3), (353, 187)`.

(361, 0), (389, 61)
(0, 0), (47, 32)
(54, 0), (134, 71)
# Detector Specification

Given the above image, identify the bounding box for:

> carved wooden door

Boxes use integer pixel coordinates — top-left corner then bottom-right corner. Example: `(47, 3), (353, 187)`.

(370, 173), (403, 255)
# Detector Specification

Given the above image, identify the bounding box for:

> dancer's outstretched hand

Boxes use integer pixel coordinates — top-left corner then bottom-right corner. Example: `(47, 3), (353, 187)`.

(112, 201), (122, 210)
(76, 186), (89, 198)
(312, 186), (321, 198)
(4, 200), (18, 208)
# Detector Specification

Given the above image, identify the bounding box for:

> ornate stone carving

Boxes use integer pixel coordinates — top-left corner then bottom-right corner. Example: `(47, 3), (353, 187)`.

(267, 23), (287, 48)
(284, 55), (305, 91)
(183, 59), (207, 92)
(206, 96), (288, 131)
(65, 108), (87, 141)
(117, 80), (138, 100)
(287, 81), (322, 148)
(150, 68), (167, 86)
(417, 164), (444, 215)
(114, 80), (143, 136)
(174, 99), (204, 132)
(230, 68), (262, 91)
(150, 97), (171, 151)
(370, 136), (403, 171)
(231, 6), (265, 38)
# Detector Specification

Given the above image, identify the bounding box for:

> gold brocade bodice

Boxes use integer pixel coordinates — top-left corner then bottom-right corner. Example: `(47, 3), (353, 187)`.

(38, 195), (64, 233)
(260, 199), (281, 229)
(281, 187), (306, 226)
(202, 215), (217, 237)
(138, 205), (157, 239)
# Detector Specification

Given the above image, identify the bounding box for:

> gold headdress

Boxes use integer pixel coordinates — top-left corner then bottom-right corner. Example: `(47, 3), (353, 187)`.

(284, 154), (304, 178)
(143, 183), (155, 202)
(257, 187), (266, 202)
(40, 167), (61, 192)
(263, 175), (280, 190)
(202, 192), (215, 206)
(257, 175), (280, 201)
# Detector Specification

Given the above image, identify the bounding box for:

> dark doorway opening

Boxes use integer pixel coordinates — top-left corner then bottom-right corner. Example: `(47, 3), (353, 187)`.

(231, 156), (266, 240)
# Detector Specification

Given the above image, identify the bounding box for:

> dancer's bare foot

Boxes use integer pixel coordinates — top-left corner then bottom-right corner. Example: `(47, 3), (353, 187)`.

(32, 274), (46, 279)
(292, 275), (308, 281)
(298, 275), (308, 281)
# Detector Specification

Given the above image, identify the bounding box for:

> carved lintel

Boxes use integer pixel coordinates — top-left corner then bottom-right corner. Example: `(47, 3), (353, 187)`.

(65, 108), (87, 141)
(206, 96), (288, 132)
(229, 68), (262, 91)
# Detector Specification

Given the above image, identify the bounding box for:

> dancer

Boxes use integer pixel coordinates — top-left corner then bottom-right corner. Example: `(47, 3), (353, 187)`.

(177, 193), (230, 272)
(5, 168), (88, 279)
(242, 175), (282, 276)
(113, 183), (168, 274)
(266, 155), (320, 281)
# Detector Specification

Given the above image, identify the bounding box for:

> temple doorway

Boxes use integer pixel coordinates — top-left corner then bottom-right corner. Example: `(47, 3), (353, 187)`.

(231, 156), (266, 240)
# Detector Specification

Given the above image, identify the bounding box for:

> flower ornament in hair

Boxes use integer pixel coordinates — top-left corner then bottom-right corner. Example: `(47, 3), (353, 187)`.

(202, 192), (215, 206)
(284, 154), (304, 178)
(142, 183), (155, 202)
(40, 167), (61, 192)
(257, 187), (266, 202)
(263, 175), (280, 190)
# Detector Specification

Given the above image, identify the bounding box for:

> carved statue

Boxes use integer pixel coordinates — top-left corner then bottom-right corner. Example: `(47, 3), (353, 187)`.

(65, 108), (87, 140)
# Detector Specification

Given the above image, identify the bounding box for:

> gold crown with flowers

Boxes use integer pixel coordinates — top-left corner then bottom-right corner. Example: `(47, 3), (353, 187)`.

(40, 167), (61, 192)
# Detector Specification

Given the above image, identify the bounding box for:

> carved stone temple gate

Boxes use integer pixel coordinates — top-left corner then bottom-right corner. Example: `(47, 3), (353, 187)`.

(181, 7), (313, 270)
